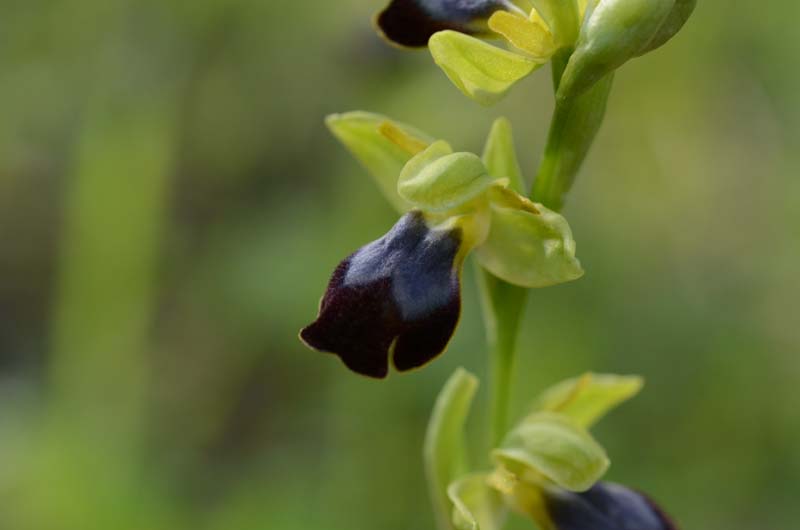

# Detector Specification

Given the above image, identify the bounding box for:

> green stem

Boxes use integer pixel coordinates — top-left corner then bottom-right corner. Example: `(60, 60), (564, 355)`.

(477, 267), (528, 447)
(479, 48), (613, 450)
(532, 67), (615, 210)
(533, 48), (574, 210)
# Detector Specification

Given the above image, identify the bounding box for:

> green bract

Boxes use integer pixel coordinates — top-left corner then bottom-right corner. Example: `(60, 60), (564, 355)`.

(492, 413), (609, 492)
(425, 368), (480, 530)
(558, 0), (697, 100)
(638, 0), (697, 54)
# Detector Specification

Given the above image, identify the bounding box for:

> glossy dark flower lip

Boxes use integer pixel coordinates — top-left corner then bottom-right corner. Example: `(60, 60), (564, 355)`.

(375, 0), (518, 48)
(300, 211), (463, 378)
(545, 481), (679, 530)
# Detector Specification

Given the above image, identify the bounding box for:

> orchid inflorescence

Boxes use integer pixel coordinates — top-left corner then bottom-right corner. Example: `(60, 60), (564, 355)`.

(300, 1), (695, 529)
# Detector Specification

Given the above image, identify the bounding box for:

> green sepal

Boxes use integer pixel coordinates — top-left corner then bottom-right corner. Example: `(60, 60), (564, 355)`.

(492, 413), (609, 492)
(532, 373), (644, 428)
(557, 0), (674, 101)
(424, 368), (480, 530)
(326, 111), (433, 213)
(429, 31), (539, 106)
(474, 194), (583, 288)
(398, 140), (495, 213)
(482, 117), (526, 195)
(448, 473), (507, 530)
(637, 0), (696, 55)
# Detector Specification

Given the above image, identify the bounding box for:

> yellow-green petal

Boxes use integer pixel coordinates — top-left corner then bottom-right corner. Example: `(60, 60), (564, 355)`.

(474, 195), (583, 288)
(488, 11), (556, 60)
(398, 140), (495, 213)
(326, 111), (434, 213)
(425, 368), (480, 530)
(448, 473), (506, 530)
(429, 30), (538, 106)
(492, 413), (609, 492)
(532, 373), (644, 428)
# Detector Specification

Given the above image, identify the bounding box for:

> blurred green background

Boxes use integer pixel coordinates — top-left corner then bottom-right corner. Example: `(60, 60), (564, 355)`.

(0, 1), (798, 529)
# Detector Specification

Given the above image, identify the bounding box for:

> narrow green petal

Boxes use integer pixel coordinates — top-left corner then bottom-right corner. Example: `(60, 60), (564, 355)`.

(475, 196), (583, 288)
(425, 368), (480, 530)
(429, 31), (538, 106)
(326, 111), (434, 213)
(481, 117), (526, 194)
(492, 413), (609, 492)
(448, 473), (507, 530)
(398, 140), (495, 213)
(532, 373), (644, 428)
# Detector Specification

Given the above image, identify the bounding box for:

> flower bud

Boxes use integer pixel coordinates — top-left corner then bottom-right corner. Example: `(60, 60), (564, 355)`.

(557, 0), (675, 101)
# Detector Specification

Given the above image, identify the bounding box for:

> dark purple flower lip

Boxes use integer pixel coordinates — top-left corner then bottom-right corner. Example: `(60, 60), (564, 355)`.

(545, 481), (679, 530)
(300, 211), (464, 378)
(375, 0), (515, 48)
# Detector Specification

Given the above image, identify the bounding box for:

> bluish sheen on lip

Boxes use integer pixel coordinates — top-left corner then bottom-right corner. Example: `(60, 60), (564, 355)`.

(376, 0), (510, 47)
(300, 211), (463, 378)
(545, 481), (678, 530)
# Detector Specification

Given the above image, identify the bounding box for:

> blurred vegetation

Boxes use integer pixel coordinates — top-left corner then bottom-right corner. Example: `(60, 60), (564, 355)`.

(0, 1), (798, 529)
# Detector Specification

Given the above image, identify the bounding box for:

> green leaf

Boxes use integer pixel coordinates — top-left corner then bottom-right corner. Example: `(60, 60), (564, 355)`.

(474, 196), (583, 288)
(533, 373), (644, 428)
(326, 111), (433, 213)
(424, 368), (480, 530)
(429, 31), (539, 106)
(398, 140), (495, 213)
(482, 118), (526, 195)
(492, 413), (609, 492)
(557, 0), (674, 100)
(448, 474), (506, 530)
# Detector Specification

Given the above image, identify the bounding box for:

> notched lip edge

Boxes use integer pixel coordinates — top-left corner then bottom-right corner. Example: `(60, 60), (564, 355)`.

(298, 327), (390, 380)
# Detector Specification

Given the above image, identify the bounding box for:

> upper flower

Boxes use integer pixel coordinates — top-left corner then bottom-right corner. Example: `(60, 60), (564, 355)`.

(375, 0), (696, 105)
(300, 112), (584, 377)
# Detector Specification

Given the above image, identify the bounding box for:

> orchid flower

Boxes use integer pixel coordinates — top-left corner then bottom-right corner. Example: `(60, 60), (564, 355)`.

(300, 112), (583, 377)
(430, 370), (682, 530)
(375, 0), (696, 105)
